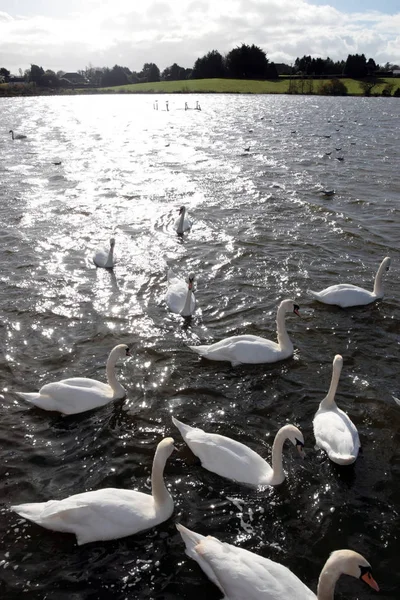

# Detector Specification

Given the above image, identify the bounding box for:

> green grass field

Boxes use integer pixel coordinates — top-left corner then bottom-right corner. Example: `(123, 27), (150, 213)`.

(99, 77), (400, 96)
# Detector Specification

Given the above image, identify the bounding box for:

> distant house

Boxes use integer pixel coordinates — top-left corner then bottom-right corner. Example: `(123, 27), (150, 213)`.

(9, 76), (25, 83)
(62, 72), (88, 85)
(393, 69), (400, 76)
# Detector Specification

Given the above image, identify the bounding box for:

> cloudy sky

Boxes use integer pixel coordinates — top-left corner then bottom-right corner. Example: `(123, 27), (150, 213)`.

(0, 0), (399, 74)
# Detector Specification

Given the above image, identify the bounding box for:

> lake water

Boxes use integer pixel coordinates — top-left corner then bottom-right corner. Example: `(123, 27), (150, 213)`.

(0, 94), (399, 599)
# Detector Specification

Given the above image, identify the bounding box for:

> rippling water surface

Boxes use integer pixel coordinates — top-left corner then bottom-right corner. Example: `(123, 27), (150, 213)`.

(0, 94), (399, 599)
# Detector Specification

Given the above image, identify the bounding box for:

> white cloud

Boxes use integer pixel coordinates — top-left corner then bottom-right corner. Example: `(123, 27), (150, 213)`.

(0, 0), (399, 73)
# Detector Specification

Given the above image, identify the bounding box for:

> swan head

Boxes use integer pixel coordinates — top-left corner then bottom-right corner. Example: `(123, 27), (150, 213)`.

(156, 437), (176, 458)
(279, 299), (300, 316)
(110, 238), (116, 248)
(9, 130), (13, 134)
(112, 344), (131, 358)
(382, 256), (391, 271)
(178, 206), (186, 215)
(332, 354), (343, 370)
(324, 550), (379, 591)
(280, 424), (305, 457)
(188, 272), (195, 289)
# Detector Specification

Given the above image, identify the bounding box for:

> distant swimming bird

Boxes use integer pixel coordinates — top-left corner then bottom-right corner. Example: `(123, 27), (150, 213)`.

(12, 437), (176, 545)
(16, 344), (131, 414)
(321, 189), (335, 196)
(9, 130), (27, 140)
(189, 299), (300, 366)
(335, 147), (342, 151)
(308, 256), (391, 308)
(323, 135), (331, 138)
(172, 418), (304, 486)
(325, 151), (332, 156)
(175, 206), (192, 234)
(313, 355), (360, 465)
(176, 525), (379, 600)
(166, 270), (196, 317)
(93, 238), (116, 269)
(244, 146), (250, 152)
(336, 157), (344, 161)
(53, 161), (62, 165)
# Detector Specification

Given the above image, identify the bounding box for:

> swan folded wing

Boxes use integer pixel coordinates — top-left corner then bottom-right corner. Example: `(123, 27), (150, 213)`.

(195, 538), (315, 600)
(311, 284), (373, 307)
(192, 335), (281, 364)
(39, 379), (113, 413)
(314, 410), (359, 456)
(186, 430), (271, 484)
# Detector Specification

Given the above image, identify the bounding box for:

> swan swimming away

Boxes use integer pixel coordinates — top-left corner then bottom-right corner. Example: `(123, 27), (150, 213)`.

(9, 129), (27, 140)
(165, 270), (196, 316)
(189, 299), (300, 366)
(175, 206), (192, 234)
(172, 418), (304, 486)
(176, 525), (379, 600)
(313, 354), (360, 465)
(308, 256), (391, 308)
(12, 437), (176, 545)
(93, 238), (116, 268)
(16, 344), (131, 415)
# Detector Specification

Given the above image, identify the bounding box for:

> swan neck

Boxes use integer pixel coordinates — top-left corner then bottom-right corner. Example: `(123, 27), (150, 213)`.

(106, 351), (125, 397)
(151, 449), (172, 507)
(177, 211), (185, 233)
(317, 563), (341, 600)
(181, 286), (193, 316)
(276, 305), (292, 351)
(373, 260), (386, 297)
(270, 429), (286, 484)
(105, 245), (114, 268)
(320, 364), (341, 409)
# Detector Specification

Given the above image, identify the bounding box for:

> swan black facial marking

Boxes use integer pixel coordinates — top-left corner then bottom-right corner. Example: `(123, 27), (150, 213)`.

(293, 304), (300, 315)
(359, 565), (372, 580)
(125, 347), (131, 357)
(295, 438), (304, 448)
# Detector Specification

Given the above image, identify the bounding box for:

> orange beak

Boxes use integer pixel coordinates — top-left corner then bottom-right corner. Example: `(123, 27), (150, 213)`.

(361, 572), (379, 592)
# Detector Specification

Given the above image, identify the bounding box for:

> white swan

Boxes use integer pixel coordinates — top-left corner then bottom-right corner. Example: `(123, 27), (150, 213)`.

(176, 524), (379, 600)
(172, 418), (304, 486)
(175, 206), (192, 234)
(9, 129), (27, 140)
(189, 299), (300, 366)
(16, 344), (131, 415)
(313, 354), (360, 465)
(12, 437), (175, 545)
(93, 238), (116, 268)
(308, 256), (390, 308)
(165, 270), (196, 316)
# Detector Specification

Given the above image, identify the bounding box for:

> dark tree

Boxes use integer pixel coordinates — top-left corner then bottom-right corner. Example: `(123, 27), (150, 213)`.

(139, 63), (160, 82)
(29, 64), (45, 84)
(225, 44), (275, 79)
(192, 50), (225, 79)
(319, 78), (347, 95)
(295, 55), (312, 74)
(344, 54), (368, 77)
(366, 58), (376, 76)
(0, 67), (10, 82)
(40, 70), (60, 87)
(162, 63), (188, 81)
(101, 65), (130, 87)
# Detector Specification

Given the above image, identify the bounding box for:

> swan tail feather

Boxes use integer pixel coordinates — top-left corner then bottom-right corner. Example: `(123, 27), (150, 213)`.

(329, 452), (357, 465)
(188, 345), (207, 356)
(172, 416), (193, 438)
(176, 523), (205, 555)
(307, 289), (319, 299)
(12, 502), (49, 523)
(16, 392), (42, 404)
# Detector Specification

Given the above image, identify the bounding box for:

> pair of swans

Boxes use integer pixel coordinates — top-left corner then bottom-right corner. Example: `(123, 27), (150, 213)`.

(175, 206), (192, 234)
(177, 524), (379, 599)
(9, 129), (27, 140)
(309, 256), (390, 308)
(12, 437), (175, 545)
(16, 344), (130, 415)
(190, 298), (300, 366)
(93, 238), (116, 268)
(166, 269), (196, 317)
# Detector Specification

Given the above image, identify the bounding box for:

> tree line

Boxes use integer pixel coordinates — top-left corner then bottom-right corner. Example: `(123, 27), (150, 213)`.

(0, 44), (399, 89)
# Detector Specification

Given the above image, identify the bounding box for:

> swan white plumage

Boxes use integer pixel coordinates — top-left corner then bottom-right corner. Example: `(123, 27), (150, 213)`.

(313, 354), (360, 465)
(93, 238), (116, 268)
(9, 129), (27, 140)
(175, 206), (192, 234)
(172, 418), (304, 486)
(176, 524), (379, 600)
(12, 437), (175, 545)
(189, 299), (300, 366)
(165, 270), (196, 316)
(16, 344), (131, 415)
(308, 256), (390, 308)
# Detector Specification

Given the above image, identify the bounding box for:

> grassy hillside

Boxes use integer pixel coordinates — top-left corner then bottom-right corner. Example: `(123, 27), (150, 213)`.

(99, 77), (400, 96)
